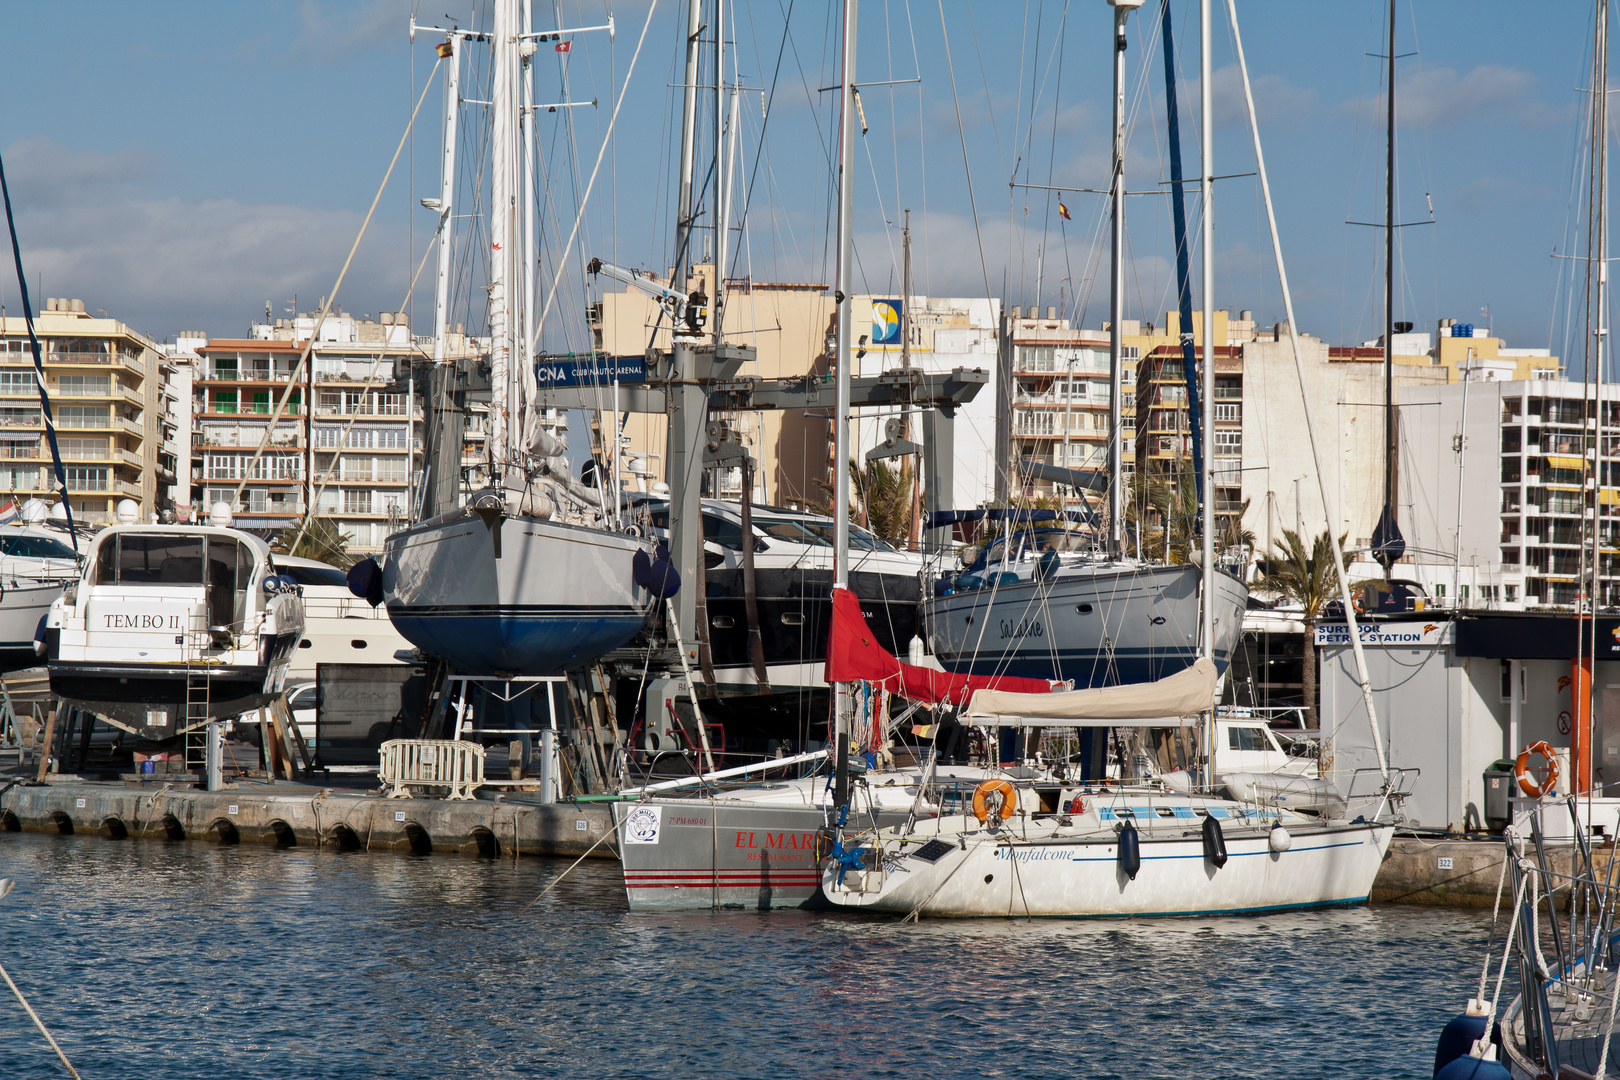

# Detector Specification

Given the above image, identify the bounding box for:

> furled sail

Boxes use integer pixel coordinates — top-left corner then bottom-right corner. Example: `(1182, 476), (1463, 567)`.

(961, 657), (1216, 727)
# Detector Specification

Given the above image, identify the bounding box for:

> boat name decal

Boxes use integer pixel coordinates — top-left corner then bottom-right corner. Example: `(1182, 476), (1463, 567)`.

(994, 847), (1083, 862)
(999, 618), (1044, 640)
(733, 831), (818, 853)
(103, 613), (184, 631)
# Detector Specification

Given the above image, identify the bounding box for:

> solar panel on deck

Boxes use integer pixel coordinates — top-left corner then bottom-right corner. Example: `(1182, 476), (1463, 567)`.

(911, 839), (954, 864)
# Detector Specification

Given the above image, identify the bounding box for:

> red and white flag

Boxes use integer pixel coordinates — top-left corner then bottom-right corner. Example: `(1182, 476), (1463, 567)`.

(555, 40), (572, 53)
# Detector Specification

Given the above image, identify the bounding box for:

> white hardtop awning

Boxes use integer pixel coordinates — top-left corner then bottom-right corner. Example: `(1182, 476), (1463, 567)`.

(961, 657), (1217, 727)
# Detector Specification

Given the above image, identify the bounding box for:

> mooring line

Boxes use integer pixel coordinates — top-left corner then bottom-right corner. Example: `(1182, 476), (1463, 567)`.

(519, 823), (619, 916)
(0, 960), (83, 1079)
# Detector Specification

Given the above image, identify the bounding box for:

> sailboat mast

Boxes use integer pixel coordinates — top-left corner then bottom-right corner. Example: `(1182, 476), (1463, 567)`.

(1383, 0), (1397, 570)
(832, 0), (858, 806)
(1107, 1), (1136, 556)
(673, 1), (703, 292)
(711, 0), (727, 345)
(489, 0), (516, 476)
(431, 41), (461, 367)
(521, 0), (537, 397)
(834, 0), (857, 594)
(1199, 0), (1215, 658)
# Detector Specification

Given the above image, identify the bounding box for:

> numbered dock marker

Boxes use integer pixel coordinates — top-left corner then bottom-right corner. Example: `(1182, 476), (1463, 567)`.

(1438, 857), (1454, 870)
(576, 820), (588, 832)
(74, 798), (85, 809)
(395, 811), (406, 822)
(228, 805), (238, 816)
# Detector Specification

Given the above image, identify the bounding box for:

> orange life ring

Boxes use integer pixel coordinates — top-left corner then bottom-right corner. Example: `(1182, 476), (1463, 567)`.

(972, 779), (1018, 823)
(1516, 740), (1560, 798)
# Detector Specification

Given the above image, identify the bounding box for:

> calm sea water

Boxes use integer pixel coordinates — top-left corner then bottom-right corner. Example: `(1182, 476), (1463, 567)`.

(0, 832), (1493, 1079)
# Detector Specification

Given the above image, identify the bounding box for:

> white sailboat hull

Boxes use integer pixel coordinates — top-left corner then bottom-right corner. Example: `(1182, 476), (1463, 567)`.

(382, 509), (653, 675)
(823, 817), (1393, 918)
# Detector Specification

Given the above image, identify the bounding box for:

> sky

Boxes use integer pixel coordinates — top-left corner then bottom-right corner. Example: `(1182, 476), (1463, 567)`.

(0, 0), (1604, 367)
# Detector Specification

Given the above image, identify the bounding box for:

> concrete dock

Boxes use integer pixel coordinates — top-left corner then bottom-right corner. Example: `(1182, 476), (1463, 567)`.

(0, 774), (618, 858)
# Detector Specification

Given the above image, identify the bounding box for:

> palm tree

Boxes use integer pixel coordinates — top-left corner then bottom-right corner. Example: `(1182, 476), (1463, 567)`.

(275, 516), (356, 569)
(848, 458), (914, 544)
(1252, 529), (1346, 729)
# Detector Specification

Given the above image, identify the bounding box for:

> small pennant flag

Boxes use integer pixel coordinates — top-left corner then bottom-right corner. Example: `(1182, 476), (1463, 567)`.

(1058, 201), (1071, 221)
(435, 41), (453, 58)
(555, 40), (572, 53)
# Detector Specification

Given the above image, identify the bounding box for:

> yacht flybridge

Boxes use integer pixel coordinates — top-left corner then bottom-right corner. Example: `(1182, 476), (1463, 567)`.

(43, 521), (304, 742)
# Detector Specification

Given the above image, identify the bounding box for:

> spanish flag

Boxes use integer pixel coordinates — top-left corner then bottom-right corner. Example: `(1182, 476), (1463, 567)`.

(1058, 201), (1071, 221)
(436, 41), (453, 58)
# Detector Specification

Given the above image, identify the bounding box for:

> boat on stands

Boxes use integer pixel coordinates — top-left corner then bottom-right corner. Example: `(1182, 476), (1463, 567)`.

(43, 514), (304, 741)
(373, 2), (654, 677)
(928, 530), (1248, 684)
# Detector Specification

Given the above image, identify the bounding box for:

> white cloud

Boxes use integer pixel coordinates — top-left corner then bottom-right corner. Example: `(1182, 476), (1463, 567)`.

(1341, 63), (1544, 129)
(2, 138), (407, 339)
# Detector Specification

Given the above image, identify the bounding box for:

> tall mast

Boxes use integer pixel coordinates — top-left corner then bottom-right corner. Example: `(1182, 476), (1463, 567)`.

(489, 0), (516, 477)
(1373, 0), (1405, 576)
(1107, 0), (1140, 556)
(832, 0), (859, 806)
(431, 39), (461, 367)
(673, 1), (704, 292)
(711, 0), (728, 345)
(1199, 0), (1214, 658)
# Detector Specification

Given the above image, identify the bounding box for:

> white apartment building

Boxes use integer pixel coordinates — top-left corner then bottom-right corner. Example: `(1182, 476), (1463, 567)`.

(1398, 374), (1620, 610)
(186, 308), (428, 554)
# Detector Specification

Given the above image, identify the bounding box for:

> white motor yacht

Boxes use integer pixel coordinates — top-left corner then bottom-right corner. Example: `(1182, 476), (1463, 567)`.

(43, 518), (304, 741)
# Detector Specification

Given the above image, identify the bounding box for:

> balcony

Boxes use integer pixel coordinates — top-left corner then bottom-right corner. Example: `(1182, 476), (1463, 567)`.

(47, 350), (142, 367)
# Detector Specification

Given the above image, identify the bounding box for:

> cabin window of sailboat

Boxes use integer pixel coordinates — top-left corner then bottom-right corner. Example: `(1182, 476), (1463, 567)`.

(92, 533), (253, 627)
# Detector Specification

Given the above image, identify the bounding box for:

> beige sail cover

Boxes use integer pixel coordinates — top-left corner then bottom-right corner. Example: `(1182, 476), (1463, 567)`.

(961, 657), (1217, 727)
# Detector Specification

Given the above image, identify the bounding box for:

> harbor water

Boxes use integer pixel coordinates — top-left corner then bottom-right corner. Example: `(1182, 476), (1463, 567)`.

(0, 833), (1492, 1079)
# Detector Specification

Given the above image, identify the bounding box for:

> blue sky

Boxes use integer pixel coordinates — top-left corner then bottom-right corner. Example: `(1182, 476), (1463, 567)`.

(0, 1), (1602, 365)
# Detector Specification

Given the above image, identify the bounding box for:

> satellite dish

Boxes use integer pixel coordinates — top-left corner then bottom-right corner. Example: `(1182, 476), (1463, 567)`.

(20, 499), (47, 524)
(48, 501), (67, 521)
(115, 498), (139, 524)
(209, 501), (234, 528)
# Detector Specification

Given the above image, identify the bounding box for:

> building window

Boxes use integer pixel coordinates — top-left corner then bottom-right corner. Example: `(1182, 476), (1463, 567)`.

(57, 375), (110, 397)
(0, 371), (35, 395)
(213, 390), (238, 414)
(0, 406), (39, 428)
(1213, 430), (1242, 455)
(65, 466), (107, 491)
(56, 406), (108, 429)
(58, 437), (107, 461)
(0, 465), (39, 490)
(1019, 346), (1055, 372)
(1120, 346), (1141, 362)
(1532, 368), (1559, 381)
(1214, 403), (1241, 423)
(343, 489), (372, 514)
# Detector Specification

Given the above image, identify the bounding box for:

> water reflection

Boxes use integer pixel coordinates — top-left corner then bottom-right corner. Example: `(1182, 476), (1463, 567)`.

(0, 833), (1486, 1079)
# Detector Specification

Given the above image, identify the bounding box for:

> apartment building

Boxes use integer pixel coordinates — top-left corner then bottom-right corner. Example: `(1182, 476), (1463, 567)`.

(186, 308), (435, 554)
(1400, 375), (1615, 610)
(0, 298), (169, 523)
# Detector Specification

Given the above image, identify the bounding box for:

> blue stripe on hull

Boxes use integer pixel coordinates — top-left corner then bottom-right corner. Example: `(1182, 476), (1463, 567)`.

(935, 648), (1231, 685)
(389, 610), (647, 675)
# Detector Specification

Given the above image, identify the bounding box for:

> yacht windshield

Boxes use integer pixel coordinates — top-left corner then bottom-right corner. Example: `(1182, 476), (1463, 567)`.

(0, 534), (77, 560)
